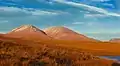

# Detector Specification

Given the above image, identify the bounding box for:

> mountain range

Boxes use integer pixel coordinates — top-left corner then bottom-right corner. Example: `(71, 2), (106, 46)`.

(0, 25), (98, 42)
(0, 25), (119, 43)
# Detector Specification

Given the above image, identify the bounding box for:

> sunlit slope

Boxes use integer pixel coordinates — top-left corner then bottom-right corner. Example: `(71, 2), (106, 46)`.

(6, 25), (51, 40)
(44, 26), (98, 42)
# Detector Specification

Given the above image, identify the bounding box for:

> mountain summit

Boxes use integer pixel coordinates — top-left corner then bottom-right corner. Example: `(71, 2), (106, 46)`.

(6, 25), (51, 40)
(9, 25), (45, 33)
(44, 26), (97, 41)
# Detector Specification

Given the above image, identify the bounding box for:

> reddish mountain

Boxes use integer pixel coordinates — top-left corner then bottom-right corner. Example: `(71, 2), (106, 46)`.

(44, 26), (98, 42)
(6, 25), (51, 40)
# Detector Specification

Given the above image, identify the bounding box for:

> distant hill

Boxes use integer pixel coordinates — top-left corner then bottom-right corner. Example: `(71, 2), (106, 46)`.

(110, 38), (120, 43)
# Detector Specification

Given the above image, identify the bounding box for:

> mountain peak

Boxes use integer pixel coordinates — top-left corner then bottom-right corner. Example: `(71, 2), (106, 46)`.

(9, 25), (42, 33)
(44, 26), (76, 33)
(44, 26), (99, 41)
(6, 25), (51, 40)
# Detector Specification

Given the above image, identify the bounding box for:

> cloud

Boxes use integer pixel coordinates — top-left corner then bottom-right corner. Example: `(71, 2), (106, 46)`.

(30, 10), (59, 16)
(87, 22), (95, 26)
(84, 14), (107, 17)
(72, 22), (84, 25)
(54, 0), (120, 17)
(72, 21), (97, 27)
(0, 6), (71, 31)
(0, 0), (23, 2)
(0, 20), (8, 23)
(0, 6), (73, 31)
(90, 0), (110, 2)
(0, 6), (65, 17)
(0, 7), (30, 17)
(103, 3), (114, 7)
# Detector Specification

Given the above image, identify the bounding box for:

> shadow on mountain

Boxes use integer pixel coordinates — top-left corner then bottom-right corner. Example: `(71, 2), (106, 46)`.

(112, 62), (120, 66)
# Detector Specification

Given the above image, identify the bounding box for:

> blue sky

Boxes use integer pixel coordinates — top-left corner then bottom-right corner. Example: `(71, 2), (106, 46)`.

(0, 0), (120, 40)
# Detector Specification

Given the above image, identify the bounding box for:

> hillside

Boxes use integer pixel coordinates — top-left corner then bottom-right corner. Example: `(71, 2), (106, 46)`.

(44, 26), (98, 42)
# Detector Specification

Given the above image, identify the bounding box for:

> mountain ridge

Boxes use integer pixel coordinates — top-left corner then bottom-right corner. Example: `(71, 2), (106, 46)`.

(0, 25), (99, 42)
(6, 25), (51, 40)
(8, 25), (46, 34)
(44, 26), (98, 41)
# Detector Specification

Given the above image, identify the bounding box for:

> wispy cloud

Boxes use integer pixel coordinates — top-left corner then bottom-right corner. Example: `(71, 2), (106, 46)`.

(0, 20), (8, 23)
(54, 0), (120, 17)
(72, 22), (84, 25)
(30, 10), (59, 16)
(0, 6), (65, 17)
(103, 3), (114, 8)
(84, 14), (107, 17)
(72, 21), (97, 27)
(90, 0), (110, 2)
(0, 6), (72, 31)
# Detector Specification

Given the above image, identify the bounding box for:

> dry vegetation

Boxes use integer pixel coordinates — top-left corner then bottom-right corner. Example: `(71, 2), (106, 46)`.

(0, 39), (118, 66)
(39, 40), (120, 56)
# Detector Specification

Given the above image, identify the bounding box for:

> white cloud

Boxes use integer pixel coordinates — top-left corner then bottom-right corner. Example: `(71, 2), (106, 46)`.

(103, 3), (115, 8)
(0, 2), (19, 6)
(30, 10), (58, 16)
(0, 7), (25, 12)
(3, 0), (23, 2)
(0, 20), (9, 23)
(72, 22), (84, 25)
(90, 0), (110, 2)
(0, 6), (65, 16)
(87, 22), (94, 26)
(72, 21), (96, 27)
(84, 14), (107, 17)
(54, 0), (120, 17)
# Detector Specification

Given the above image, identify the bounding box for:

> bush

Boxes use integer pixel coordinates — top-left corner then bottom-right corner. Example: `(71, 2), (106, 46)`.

(29, 60), (47, 66)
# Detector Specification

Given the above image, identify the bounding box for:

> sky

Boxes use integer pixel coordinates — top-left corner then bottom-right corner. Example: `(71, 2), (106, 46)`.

(0, 0), (120, 40)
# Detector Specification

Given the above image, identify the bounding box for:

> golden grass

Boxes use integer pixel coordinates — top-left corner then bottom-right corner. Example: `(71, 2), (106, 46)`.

(34, 40), (120, 56)
(0, 39), (116, 66)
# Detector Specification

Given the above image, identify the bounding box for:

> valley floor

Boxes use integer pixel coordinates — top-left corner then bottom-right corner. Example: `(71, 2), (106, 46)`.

(0, 39), (119, 66)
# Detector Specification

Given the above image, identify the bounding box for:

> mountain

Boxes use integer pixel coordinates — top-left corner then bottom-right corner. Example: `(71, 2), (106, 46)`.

(109, 38), (120, 43)
(6, 25), (51, 40)
(5, 25), (98, 41)
(44, 26), (98, 42)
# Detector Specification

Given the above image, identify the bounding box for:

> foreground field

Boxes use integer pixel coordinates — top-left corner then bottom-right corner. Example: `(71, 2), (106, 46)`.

(1, 35), (120, 66)
(0, 39), (117, 66)
(39, 40), (120, 56)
